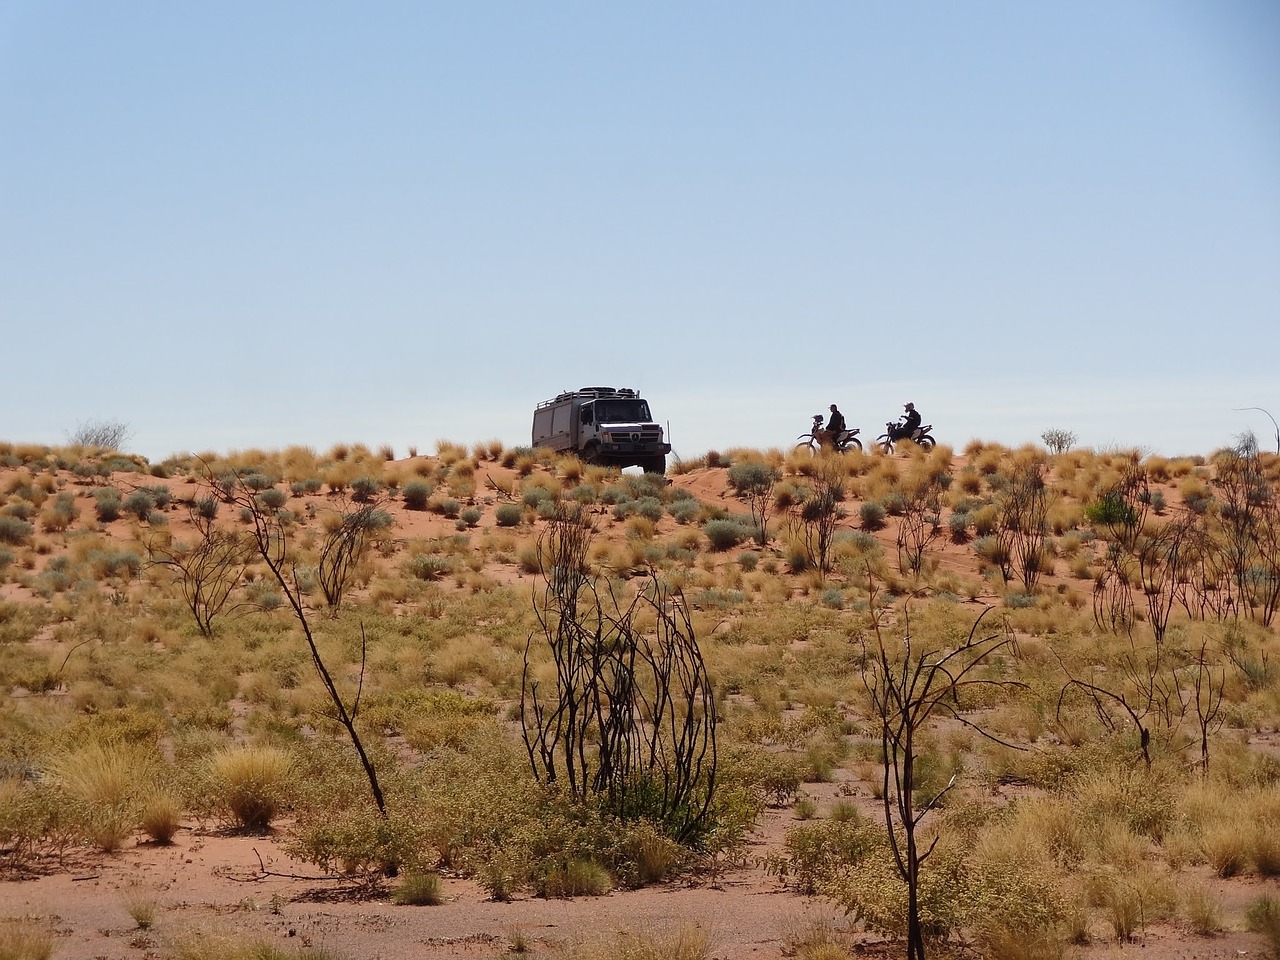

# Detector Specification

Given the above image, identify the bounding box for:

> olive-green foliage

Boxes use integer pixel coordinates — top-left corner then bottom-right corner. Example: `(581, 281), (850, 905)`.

(702, 517), (754, 551)
(1245, 894), (1280, 955)
(94, 487), (123, 522)
(401, 481), (432, 510)
(169, 933), (346, 960)
(495, 503), (523, 527)
(0, 517), (33, 546)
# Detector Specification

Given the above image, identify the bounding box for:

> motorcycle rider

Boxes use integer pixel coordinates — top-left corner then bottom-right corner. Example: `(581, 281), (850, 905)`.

(890, 402), (922, 442)
(820, 403), (846, 448)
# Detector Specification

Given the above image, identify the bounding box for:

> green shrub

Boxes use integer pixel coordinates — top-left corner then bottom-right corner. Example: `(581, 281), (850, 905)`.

(439, 498), (461, 519)
(859, 501), (886, 531)
(402, 482), (432, 510)
(535, 858), (613, 898)
(633, 497), (664, 522)
(257, 488), (287, 510)
(1245, 894), (1280, 955)
(351, 476), (383, 503)
(948, 512), (970, 543)
(94, 488), (123, 522)
(0, 516), (33, 545)
(407, 554), (452, 581)
(495, 503), (523, 527)
(703, 517), (753, 551)
(668, 498), (702, 524)
(460, 507), (482, 528)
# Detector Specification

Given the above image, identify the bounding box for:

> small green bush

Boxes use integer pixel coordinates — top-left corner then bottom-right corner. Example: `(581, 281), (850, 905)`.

(351, 476), (383, 503)
(94, 488), (123, 522)
(407, 554), (452, 581)
(703, 518), (752, 551)
(209, 745), (294, 832)
(668, 499), (702, 524)
(495, 503), (523, 527)
(859, 502), (886, 531)
(460, 507), (482, 528)
(257, 488), (288, 510)
(0, 516), (34, 545)
(402, 482), (432, 510)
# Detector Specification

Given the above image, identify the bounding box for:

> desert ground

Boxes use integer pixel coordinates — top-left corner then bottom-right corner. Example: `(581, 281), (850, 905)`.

(1, 436), (1278, 960)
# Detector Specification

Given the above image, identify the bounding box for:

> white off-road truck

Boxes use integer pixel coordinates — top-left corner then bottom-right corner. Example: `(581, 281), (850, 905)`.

(531, 387), (670, 474)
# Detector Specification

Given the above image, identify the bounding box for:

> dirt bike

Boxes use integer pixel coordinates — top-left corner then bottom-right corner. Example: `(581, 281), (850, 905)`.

(876, 420), (936, 454)
(796, 414), (862, 453)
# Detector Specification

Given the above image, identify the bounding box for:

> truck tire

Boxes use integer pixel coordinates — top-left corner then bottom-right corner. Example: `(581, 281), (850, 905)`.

(641, 455), (666, 475)
(582, 442), (601, 466)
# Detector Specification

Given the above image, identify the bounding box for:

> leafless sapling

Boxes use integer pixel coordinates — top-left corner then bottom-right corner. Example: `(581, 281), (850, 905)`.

(212, 468), (388, 820)
(859, 597), (1024, 960)
(147, 499), (252, 637)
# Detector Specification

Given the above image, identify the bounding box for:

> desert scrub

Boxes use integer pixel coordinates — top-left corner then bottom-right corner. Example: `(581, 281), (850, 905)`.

(859, 501), (886, 531)
(94, 487), (123, 522)
(48, 741), (159, 852)
(494, 503), (523, 527)
(553, 924), (710, 960)
(0, 918), (55, 960)
(703, 516), (754, 551)
(401, 481), (432, 510)
(0, 516), (33, 546)
(208, 744), (294, 831)
(392, 870), (445, 905)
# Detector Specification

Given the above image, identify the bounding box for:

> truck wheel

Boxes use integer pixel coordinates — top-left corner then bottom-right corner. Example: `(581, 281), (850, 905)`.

(642, 455), (666, 475)
(582, 442), (601, 466)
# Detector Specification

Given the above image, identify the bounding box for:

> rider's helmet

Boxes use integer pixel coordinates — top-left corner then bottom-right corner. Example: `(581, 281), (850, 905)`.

(830, 403), (838, 412)
(904, 402), (915, 411)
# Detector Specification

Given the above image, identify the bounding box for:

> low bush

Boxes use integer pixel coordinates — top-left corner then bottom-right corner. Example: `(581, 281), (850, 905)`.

(392, 871), (444, 905)
(0, 516), (33, 546)
(495, 503), (523, 527)
(402, 481), (432, 510)
(703, 517), (753, 551)
(94, 488), (123, 522)
(859, 501), (886, 531)
(209, 745), (294, 831)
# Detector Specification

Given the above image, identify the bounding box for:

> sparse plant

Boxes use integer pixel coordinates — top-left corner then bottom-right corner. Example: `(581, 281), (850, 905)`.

(1040, 429), (1077, 455)
(392, 871), (444, 905)
(67, 417), (131, 450)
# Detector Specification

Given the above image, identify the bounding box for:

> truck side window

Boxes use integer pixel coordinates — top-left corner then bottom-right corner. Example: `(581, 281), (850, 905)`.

(580, 406), (592, 425)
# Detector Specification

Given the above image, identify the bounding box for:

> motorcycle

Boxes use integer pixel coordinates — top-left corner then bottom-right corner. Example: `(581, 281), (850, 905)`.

(796, 414), (862, 453)
(876, 420), (936, 454)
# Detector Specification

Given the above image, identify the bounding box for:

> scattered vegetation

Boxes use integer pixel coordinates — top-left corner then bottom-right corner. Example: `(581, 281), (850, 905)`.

(0, 433), (1278, 957)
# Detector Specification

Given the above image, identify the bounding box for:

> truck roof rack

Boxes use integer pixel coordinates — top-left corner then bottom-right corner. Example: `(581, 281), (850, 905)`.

(538, 386), (640, 407)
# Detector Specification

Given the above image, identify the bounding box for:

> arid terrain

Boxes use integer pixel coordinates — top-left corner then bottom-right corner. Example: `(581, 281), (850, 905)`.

(1, 437), (1278, 960)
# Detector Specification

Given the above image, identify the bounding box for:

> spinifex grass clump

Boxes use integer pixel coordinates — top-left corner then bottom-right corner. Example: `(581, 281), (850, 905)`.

(209, 744), (294, 831)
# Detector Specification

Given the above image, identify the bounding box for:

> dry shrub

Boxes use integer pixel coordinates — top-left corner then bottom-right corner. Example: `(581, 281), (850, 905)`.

(139, 789), (183, 844)
(0, 918), (54, 960)
(209, 744), (294, 831)
(554, 924), (709, 960)
(1201, 820), (1251, 877)
(49, 741), (157, 852)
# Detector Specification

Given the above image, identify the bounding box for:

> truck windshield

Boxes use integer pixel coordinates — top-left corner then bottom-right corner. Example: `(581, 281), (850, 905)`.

(594, 399), (651, 423)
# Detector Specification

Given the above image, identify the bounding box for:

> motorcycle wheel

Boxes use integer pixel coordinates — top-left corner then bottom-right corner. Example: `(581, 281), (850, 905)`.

(917, 435), (935, 451)
(877, 436), (894, 455)
(795, 439), (817, 454)
(841, 438), (863, 453)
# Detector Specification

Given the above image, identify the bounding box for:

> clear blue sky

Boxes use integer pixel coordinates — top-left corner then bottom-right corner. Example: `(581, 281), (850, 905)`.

(3, 2), (1277, 461)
